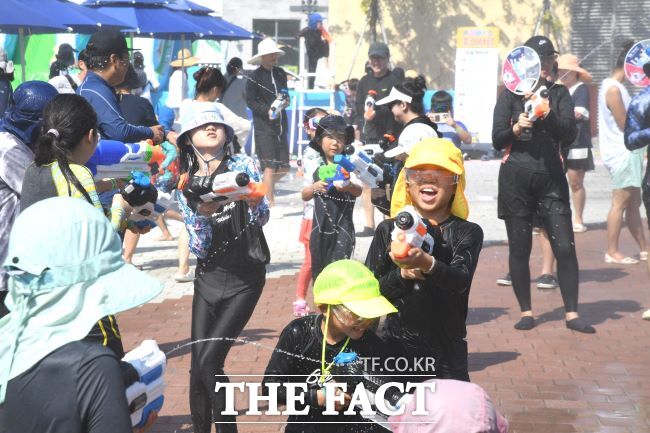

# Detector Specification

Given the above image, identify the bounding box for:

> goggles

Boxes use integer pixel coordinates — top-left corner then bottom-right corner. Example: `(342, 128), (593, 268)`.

(405, 168), (459, 186)
(330, 304), (375, 327)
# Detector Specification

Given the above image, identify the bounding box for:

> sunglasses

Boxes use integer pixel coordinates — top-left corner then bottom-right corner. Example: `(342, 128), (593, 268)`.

(405, 169), (459, 186)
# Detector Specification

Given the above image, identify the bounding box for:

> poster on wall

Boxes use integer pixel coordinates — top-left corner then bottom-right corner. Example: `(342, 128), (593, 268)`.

(454, 27), (500, 144)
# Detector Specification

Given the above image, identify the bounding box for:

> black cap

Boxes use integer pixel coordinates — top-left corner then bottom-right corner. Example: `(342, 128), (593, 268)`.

(524, 36), (559, 57)
(86, 29), (131, 58)
(315, 115), (355, 145)
(368, 42), (390, 58)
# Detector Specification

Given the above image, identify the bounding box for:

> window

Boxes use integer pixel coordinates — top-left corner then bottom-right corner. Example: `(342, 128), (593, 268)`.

(252, 19), (300, 72)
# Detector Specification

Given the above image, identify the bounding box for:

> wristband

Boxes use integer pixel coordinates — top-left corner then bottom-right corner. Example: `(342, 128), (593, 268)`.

(422, 256), (436, 275)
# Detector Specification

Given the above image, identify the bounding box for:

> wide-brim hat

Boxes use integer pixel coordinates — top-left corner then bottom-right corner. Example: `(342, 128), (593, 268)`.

(390, 138), (469, 220)
(0, 197), (162, 402)
(248, 38), (285, 65)
(171, 48), (199, 68)
(313, 260), (397, 319)
(557, 54), (592, 82)
(178, 103), (235, 146)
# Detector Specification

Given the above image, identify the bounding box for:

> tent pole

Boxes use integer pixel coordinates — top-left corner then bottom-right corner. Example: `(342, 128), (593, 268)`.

(19, 28), (26, 82)
(181, 34), (186, 100)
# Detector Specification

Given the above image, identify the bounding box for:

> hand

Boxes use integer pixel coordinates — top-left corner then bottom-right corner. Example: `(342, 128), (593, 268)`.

(312, 180), (328, 194)
(133, 411), (158, 433)
(112, 192), (131, 214)
(316, 387), (352, 411)
(400, 268), (425, 280)
(364, 108), (376, 121)
(390, 247), (433, 272)
(197, 201), (222, 216)
(445, 112), (456, 127)
(513, 112), (533, 136)
(165, 130), (179, 145)
(150, 125), (165, 144)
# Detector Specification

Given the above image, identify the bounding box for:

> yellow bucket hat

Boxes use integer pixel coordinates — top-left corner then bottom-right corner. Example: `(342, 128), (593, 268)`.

(313, 260), (397, 319)
(390, 138), (469, 220)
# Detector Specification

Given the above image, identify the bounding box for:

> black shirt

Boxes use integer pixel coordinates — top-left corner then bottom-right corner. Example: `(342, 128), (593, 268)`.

(492, 80), (577, 175)
(354, 70), (403, 142)
(0, 341), (132, 433)
(245, 66), (288, 137)
(118, 93), (158, 128)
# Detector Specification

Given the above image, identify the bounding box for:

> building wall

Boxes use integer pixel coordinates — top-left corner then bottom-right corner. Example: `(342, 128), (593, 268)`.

(328, 0), (572, 88)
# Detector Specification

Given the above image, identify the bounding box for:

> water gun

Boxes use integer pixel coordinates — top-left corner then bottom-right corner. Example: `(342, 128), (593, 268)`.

(87, 139), (177, 180)
(390, 205), (435, 259)
(121, 172), (173, 229)
(183, 171), (267, 205)
(122, 340), (166, 428)
(365, 90), (377, 112)
(318, 163), (350, 191)
(331, 351), (410, 431)
(270, 89), (290, 120)
(524, 85), (550, 122)
(334, 143), (384, 188)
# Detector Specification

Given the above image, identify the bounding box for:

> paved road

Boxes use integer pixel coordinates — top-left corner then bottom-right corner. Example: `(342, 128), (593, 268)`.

(122, 158), (650, 433)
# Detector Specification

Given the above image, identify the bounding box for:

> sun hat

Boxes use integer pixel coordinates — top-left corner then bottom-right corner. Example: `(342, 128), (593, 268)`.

(177, 103), (234, 146)
(390, 138), (469, 219)
(388, 379), (509, 433)
(248, 38), (285, 65)
(0, 81), (58, 147)
(557, 54), (592, 82)
(375, 86), (413, 106)
(313, 260), (397, 319)
(384, 122), (439, 158)
(0, 197), (163, 403)
(171, 48), (199, 68)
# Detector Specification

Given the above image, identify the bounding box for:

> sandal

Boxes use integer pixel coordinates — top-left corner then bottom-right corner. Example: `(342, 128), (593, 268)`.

(605, 254), (639, 265)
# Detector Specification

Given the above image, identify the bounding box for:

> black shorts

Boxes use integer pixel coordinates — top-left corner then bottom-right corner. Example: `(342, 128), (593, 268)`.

(641, 169), (650, 229)
(498, 162), (571, 219)
(255, 130), (290, 171)
(562, 147), (595, 172)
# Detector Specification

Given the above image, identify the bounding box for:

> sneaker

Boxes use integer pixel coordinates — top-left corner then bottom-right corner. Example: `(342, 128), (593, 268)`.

(642, 309), (650, 320)
(496, 272), (512, 286)
(174, 271), (195, 283)
(293, 300), (311, 317)
(356, 226), (375, 237)
(536, 274), (558, 290)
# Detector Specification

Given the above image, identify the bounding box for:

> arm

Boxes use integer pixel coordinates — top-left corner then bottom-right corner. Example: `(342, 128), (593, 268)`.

(81, 87), (154, 142)
(606, 85), (627, 131)
(364, 221), (415, 302)
(237, 155), (270, 226)
(451, 120), (472, 144)
(625, 94), (650, 151)
(420, 224), (483, 295)
(491, 90), (518, 151)
(542, 86), (577, 146)
(573, 84), (590, 120)
(176, 189), (213, 259)
(245, 73), (270, 117)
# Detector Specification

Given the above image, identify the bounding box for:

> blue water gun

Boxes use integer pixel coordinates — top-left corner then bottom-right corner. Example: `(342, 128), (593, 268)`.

(333, 144), (384, 188)
(318, 163), (351, 191)
(86, 139), (177, 179)
(122, 340), (166, 428)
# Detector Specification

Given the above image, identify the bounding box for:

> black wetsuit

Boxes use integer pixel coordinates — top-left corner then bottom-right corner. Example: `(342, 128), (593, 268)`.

(492, 81), (580, 314)
(365, 216), (483, 381)
(263, 315), (392, 433)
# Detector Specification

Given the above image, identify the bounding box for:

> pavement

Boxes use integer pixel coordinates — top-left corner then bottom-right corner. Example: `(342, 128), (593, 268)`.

(120, 157), (650, 433)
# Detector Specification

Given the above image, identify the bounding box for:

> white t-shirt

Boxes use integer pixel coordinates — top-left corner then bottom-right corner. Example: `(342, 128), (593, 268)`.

(598, 78), (632, 173)
(301, 146), (323, 220)
(179, 99), (251, 146)
(48, 74), (82, 94)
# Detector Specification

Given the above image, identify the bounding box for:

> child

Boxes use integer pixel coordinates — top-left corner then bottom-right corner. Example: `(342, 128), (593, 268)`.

(264, 259), (397, 433)
(365, 138), (483, 382)
(294, 107), (328, 316)
(302, 115), (363, 281)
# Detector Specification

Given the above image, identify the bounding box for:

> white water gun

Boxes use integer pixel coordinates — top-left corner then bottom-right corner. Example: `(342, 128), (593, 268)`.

(122, 340), (166, 428)
(391, 206), (435, 259)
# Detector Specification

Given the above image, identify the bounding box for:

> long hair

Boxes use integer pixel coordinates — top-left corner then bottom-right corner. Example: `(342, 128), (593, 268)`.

(34, 94), (98, 205)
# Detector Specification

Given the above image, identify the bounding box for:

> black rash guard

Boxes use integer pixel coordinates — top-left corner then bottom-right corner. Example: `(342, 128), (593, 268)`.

(263, 315), (393, 433)
(365, 216), (483, 381)
(0, 341), (132, 433)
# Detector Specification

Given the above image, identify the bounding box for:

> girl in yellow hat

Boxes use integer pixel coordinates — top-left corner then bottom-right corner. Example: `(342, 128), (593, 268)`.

(365, 138), (483, 382)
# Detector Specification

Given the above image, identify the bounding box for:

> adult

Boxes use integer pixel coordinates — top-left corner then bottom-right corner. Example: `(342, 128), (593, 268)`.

(373, 75), (440, 215)
(49, 43), (77, 79)
(220, 57), (248, 119)
(0, 197), (160, 433)
(624, 54), (650, 319)
(175, 105), (269, 433)
(246, 38), (290, 209)
(0, 81), (58, 318)
(598, 41), (647, 265)
(167, 48), (199, 116)
(354, 42), (403, 236)
(0, 49), (14, 116)
(49, 49), (89, 94)
(298, 13), (330, 89)
(78, 29), (165, 144)
(557, 54), (595, 233)
(492, 36), (594, 333)
(428, 90), (472, 149)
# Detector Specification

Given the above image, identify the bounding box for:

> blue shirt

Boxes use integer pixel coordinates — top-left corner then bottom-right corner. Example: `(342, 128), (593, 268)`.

(625, 86), (650, 176)
(78, 71), (152, 142)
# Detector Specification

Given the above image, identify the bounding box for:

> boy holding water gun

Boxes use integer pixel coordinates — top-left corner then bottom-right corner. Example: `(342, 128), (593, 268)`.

(365, 138), (483, 382)
(302, 115), (363, 280)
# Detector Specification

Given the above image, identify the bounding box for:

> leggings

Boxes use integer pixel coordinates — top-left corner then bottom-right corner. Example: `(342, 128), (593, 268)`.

(190, 267), (265, 433)
(505, 214), (579, 313)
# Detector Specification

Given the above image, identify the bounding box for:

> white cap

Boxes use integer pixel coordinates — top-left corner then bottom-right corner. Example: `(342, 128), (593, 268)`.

(384, 123), (439, 158)
(375, 86), (412, 106)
